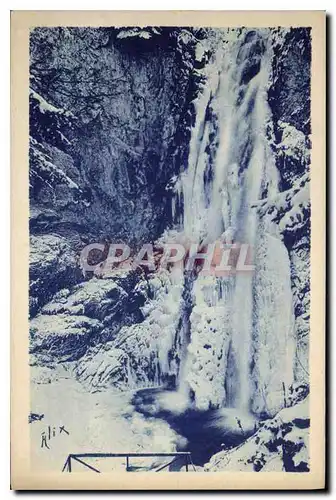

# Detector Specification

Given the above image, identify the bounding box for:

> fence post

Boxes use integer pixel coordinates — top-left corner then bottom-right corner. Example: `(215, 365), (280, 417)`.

(185, 455), (188, 472)
(126, 456), (129, 471)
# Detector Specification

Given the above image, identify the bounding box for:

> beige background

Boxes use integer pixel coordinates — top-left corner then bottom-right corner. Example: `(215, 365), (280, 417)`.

(11, 10), (326, 490)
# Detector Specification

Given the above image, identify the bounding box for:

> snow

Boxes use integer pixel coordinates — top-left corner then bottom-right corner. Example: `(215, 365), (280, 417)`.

(30, 89), (74, 117)
(73, 346), (131, 392)
(276, 120), (310, 164)
(30, 137), (80, 191)
(31, 313), (101, 339)
(30, 370), (183, 472)
(116, 28), (153, 40)
(41, 278), (124, 316)
(252, 172), (310, 233)
(205, 398), (309, 472)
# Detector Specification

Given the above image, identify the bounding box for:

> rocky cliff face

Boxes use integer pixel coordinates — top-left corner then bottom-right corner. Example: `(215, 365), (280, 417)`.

(29, 28), (198, 244)
(30, 26), (311, 437)
(29, 28), (200, 320)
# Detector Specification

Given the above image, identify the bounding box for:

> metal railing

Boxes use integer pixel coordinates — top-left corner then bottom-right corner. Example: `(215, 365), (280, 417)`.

(62, 452), (195, 473)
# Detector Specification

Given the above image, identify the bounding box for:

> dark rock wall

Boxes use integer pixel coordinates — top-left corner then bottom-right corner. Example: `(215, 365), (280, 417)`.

(29, 27), (197, 316)
(30, 27), (196, 245)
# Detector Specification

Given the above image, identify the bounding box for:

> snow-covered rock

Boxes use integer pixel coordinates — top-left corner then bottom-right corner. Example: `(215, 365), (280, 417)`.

(205, 398), (310, 472)
(73, 344), (132, 392)
(74, 269), (184, 391)
(30, 272), (149, 364)
(30, 313), (102, 363)
(29, 234), (83, 317)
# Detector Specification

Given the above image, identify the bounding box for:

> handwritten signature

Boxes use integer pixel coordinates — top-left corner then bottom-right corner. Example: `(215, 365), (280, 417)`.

(41, 425), (70, 449)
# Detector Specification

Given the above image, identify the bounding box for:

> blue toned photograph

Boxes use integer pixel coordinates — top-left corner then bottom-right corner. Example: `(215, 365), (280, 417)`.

(28, 26), (311, 473)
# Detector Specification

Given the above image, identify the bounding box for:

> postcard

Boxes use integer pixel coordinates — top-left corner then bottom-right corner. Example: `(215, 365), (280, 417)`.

(11, 10), (326, 490)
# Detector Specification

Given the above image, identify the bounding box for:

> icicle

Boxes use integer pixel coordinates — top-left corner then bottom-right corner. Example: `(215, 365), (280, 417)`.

(173, 29), (296, 416)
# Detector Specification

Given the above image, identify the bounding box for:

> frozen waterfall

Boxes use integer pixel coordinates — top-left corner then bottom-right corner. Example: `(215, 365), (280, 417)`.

(172, 29), (296, 417)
